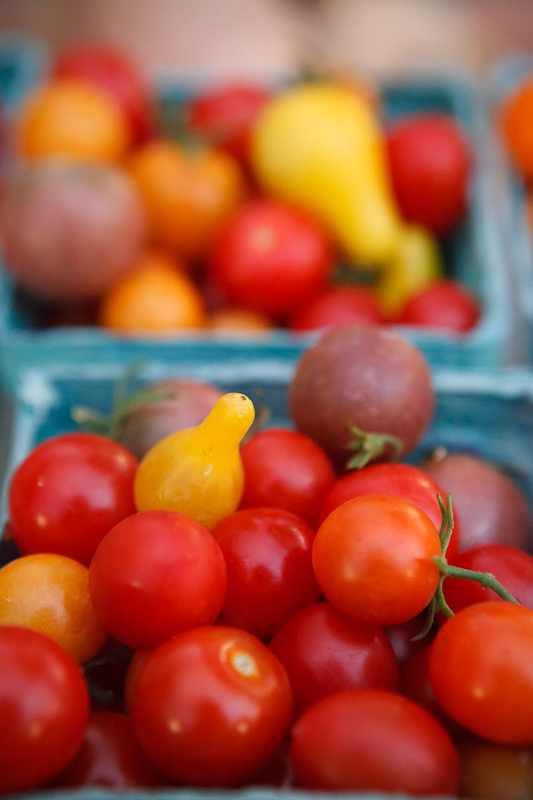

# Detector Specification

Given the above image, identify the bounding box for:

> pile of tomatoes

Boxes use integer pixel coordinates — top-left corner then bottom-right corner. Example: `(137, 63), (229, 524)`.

(0, 343), (533, 797)
(0, 42), (481, 337)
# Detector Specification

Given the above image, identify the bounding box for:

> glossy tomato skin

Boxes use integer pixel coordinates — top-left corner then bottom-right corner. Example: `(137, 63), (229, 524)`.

(269, 601), (400, 717)
(211, 506), (320, 640)
(290, 688), (460, 794)
(288, 284), (383, 332)
(239, 427), (336, 527)
(8, 432), (138, 566)
(208, 198), (334, 319)
(185, 82), (271, 165)
(386, 112), (471, 237)
(131, 626), (293, 787)
(89, 510), (227, 650)
(443, 543), (533, 614)
(395, 277), (481, 332)
(0, 626), (90, 794)
(53, 43), (155, 143)
(312, 494), (441, 626)
(317, 461), (460, 560)
(0, 552), (107, 664)
(49, 711), (166, 789)
(430, 602), (533, 744)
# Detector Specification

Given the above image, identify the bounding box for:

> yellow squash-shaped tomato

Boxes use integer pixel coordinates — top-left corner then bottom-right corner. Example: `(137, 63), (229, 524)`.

(251, 81), (403, 267)
(134, 392), (255, 530)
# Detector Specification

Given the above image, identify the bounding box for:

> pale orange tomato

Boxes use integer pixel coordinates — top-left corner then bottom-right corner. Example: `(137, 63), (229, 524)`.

(125, 138), (248, 259)
(15, 77), (132, 162)
(99, 249), (208, 334)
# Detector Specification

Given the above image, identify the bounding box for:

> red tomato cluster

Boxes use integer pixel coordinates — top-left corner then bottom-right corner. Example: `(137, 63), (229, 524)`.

(2, 42), (480, 337)
(1, 372), (532, 796)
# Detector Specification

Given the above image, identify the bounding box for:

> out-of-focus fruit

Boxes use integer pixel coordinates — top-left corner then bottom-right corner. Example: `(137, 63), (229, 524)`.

(386, 112), (471, 237)
(15, 78), (132, 162)
(289, 284), (383, 332)
(394, 277), (481, 333)
(0, 157), (147, 301)
(501, 79), (533, 182)
(98, 249), (207, 335)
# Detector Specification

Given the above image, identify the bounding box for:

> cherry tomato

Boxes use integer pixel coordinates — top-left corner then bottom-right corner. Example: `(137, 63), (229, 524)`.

(386, 112), (471, 237)
(0, 552), (107, 664)
(0, 626), (89, 794)
(131, 625), (293, 787)
(49, 711), (166, 789)
(430, 601), (533, 744)
(208, 198), (334, 319)
(394, 277), (481, 332)
(211, 506), (320, 640)
(317, 461), (461, 559)
(52, 42), (156, 143)
(8, 432), (138, 566)
(312, 494), (441, 626)
(290, 688), (460, 794)
(501, 79), (533, 182)
(288, 284), (383, 332)
(185, 81), (271, 166)
(443, 543), (533, 614)
(458, 736), (533, 800)
(239, 427), (336, 527)
(89, 510), (227, 650)
(269, 601), (399, 717)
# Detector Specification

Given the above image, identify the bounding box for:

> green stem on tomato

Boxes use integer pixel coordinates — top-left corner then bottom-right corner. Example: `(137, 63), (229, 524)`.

(345, 426), (403, 470)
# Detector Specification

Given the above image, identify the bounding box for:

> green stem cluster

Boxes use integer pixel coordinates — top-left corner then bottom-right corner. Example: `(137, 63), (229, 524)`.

(413, 493), (520, 641)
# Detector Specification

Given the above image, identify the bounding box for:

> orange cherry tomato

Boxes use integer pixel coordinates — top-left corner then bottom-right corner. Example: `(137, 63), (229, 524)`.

(125, 138), (248, 259)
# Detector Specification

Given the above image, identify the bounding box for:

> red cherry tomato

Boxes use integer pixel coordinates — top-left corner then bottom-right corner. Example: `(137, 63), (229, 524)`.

(89, 510), (227, 650)
(430, 602), (533, 744)
(211, 506), (320, 640)
(386, 113), (471, 237)
(290, 688), (460, 794)
(443, 543), (533, 614)
(317, 461), (461, 560)
(52, 42), (156, 143)
(208, 198), (334, 319)
(239, 427), (336, 527)
(8, 432), (138, 566)
(288, 284), (384, 332)
(0, 626), (89, 794)
(49, 711), (166, 789)
(394, 277), (481, 332)
(131, 625), (293, 787)
(312, 494), (441, 626)
(269, 601), (399, 717)
(185, 81), (271, 165)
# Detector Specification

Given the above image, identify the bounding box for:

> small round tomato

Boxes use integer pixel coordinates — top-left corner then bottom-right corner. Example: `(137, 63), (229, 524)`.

(89, 510), (227, 650)
(269, 601), (399, 717)
(386, 112), (471, 237)
(131, 626), (293, 787)
(394, 277), (481, 332)
(501, 79), (533, 182)
(8, 432), (138, 566)
(239, 427), (336, 527)
(52, 42), (156, 144)
(211, 506), (320, 640)
(290, 688), (460, 794)
(317, 461), (461, 560)
(0, 553), (107, 664)
(0, 626), (89, 794)
(185, 81), (271, 165)
(312, 494), (441, 626)
(208, 198), (334, 319)
(288, 284), (383, 332)
(430, 601), (533, 744)
(49, 711), (165, 789)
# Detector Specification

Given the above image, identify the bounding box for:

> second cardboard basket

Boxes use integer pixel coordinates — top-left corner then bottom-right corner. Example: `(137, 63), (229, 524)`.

(0, 69), (515, 390)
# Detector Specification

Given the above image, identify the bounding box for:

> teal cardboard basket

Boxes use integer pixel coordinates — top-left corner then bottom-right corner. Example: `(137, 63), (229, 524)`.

(0, 71), (514, 389)
(0, 355), (533, 800)
(489, 54), (533, 364)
